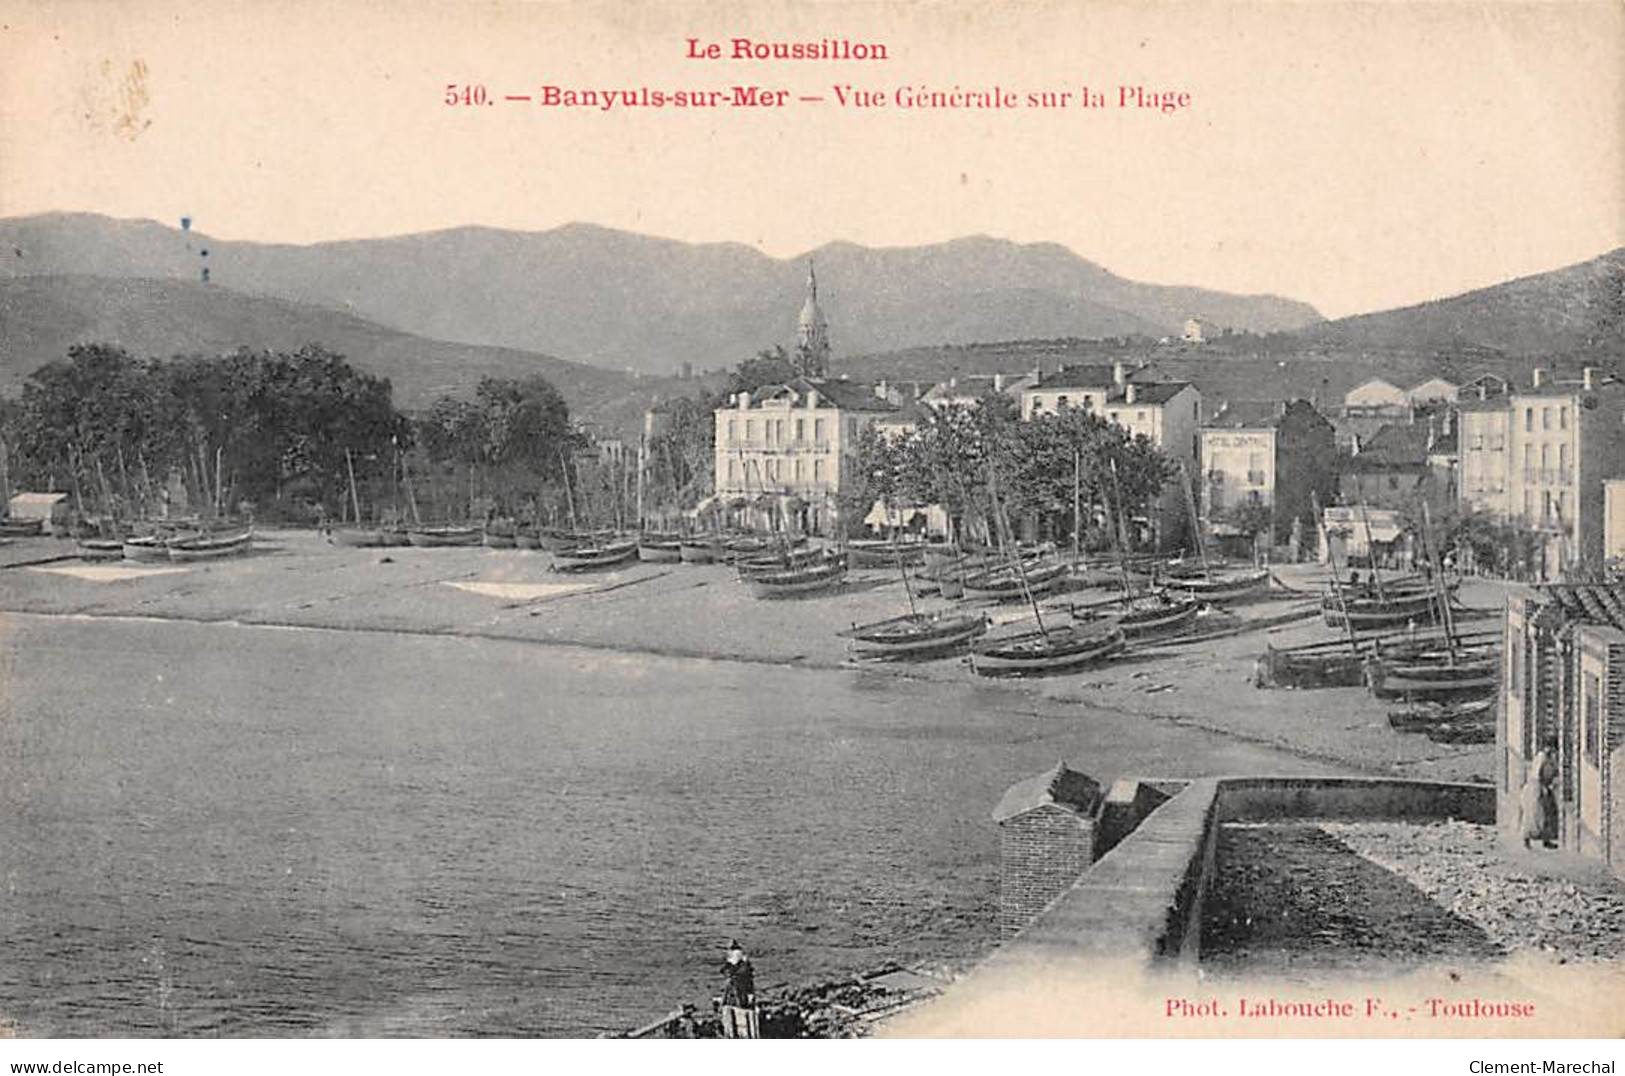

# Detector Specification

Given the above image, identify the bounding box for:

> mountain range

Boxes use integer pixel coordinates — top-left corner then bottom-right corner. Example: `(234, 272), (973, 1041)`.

(0, 213), (1321, 374)
(0, 212), (1618, 435)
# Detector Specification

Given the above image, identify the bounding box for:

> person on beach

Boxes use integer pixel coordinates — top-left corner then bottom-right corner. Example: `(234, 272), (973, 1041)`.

(1520, 749), (1558, 850)
(719, 941), (758, 1039)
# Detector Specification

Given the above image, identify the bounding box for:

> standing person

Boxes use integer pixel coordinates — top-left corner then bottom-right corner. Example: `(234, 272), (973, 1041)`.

(718, 940), (758, 1039)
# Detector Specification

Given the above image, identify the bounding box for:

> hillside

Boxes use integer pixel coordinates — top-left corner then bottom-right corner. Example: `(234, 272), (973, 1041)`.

(0, 213), (1322, 373)
(1302, 249), (1625, 355)
(0, 275), (705, 431)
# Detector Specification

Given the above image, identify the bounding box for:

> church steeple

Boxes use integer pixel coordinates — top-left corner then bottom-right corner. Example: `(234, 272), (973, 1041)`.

(795, 259), (830, 379)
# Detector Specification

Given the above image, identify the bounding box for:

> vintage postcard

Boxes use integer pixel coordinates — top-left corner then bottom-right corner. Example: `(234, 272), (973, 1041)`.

(0, 0), (1622, 1056)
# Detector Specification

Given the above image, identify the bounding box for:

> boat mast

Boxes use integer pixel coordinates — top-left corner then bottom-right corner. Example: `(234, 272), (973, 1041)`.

(1313, 491), (1359, 652)
(1420, 500), (1458, 660)
(345, 448), (363, 526)
(1178, 460), (1212, 579)
(988, 459), (1045, 633)
(1072, 447), (1082, 562)
(1354, 491), (1389, 602)
(557, 448), (577, 532)
(1108, 457), (1136, 598)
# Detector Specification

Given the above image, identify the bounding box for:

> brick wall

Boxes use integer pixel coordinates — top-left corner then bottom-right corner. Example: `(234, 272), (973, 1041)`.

(998, 804), (1095, 937)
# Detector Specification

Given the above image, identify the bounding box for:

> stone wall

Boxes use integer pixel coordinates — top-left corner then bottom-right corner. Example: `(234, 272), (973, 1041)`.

(998, 804), (1095, 937)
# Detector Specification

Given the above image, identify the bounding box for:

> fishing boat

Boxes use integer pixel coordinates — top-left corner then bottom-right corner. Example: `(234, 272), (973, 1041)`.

(1364, 653), (1498, 703)
(553, 539), (639, 571)
(1322, 579), (1455, 631)
(637, 534), (683, 563)
(1071, 591), (1199, 642)
(1163, 565), (1272, 604)
(970, 621), (1126, 676)
(484, 523), (519, 549)
(840, 611), (989, 659)
(846, 538), (927, 569)
(0, 517), (44, 537)
(1387, 698), (1493, 732)
(77, 536), (125, 560)
(747, 553), (848, 598)
(407, 525), (483, 547)
(962, 559), (1069, 601)
(736, 545), (830, 578)
(514, 528), (540, 550)
(724, 534), (807, 562)
(168, 528), (254, 562)
(678, 538), (721, 564)
(122, 533), (171, 562)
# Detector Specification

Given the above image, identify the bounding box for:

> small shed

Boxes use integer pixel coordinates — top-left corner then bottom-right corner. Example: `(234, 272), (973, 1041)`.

(8, 492), (70, 531)
(994, 761), (1104, 936)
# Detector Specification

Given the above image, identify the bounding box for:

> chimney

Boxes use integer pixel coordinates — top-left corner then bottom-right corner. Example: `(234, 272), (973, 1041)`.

(1112, 361), (1126, 386)
(1479, 384), (1487, 400)
(1532, 368), (1546, 387)
(806, 388), (819, 408)
(1125, 383), (1137, 404)
(738, 391), (751, 409)
(876, 379), (889, 401)
(993, 373), (1005, 393)
(1583, 367), (1596, 391)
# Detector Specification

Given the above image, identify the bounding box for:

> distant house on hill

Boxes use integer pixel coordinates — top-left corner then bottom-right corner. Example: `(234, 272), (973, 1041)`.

(1405, 376), (1461, 407)
(1342, 377), (1408, 416)
(1182, 317), (1207, 344)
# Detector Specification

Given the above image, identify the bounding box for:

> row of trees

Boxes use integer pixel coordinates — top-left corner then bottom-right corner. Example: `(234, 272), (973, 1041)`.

(0, 344), (585, 526)
(852, 396), (1177, 548)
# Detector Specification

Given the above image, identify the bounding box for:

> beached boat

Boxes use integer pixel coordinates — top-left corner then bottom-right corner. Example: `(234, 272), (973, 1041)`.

(846, 538), (927, 569)
(747, 554), (848, 598)
(167, 528), (253, 561)
(121, 534), (171, 562)
(77, 536), (125, 560)
(407, 525), (483, 548)
(1322, 581), (1454, 631)
(1163, 566), (1272, 604)
(553, 539), (639, 571)
(840, 611), (990, 659)
(484, 531), (518, 550)
(1364, 654), (1498, 703)
(970, 621), (1126, 676)
(736, 545), (831, 578)
(0, 517), (44, 537)
(1071, 591), (1199, 642)
(637, 535), (683, 563)
(678, 538), (721, 564)
(961, 559), (1068, 601)
(514, 528), (540, 550)
(1387, 698), (1493, 732)
(723, 534), (807, 563)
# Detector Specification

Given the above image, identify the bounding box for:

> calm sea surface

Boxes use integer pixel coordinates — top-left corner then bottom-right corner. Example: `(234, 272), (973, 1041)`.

(0, 613), (1325, 1036)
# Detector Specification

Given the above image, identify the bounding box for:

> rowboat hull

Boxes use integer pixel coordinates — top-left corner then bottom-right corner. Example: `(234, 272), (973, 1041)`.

(1323, 586), (1452, 630)
(167, 531), (253, 561)
(122, 537), (170, 562)
(1366, 658), (1498, 702)
(961, 561), (1068, 601)
(553, 542), (639, 571)
(77, 538), (126, 560)
(678, 541), (719, 564)
(1164, 569), (1271, 604)
(514, 532), (540, 550)
(748, 561), (848, 598)
(0, 518), (44, 537)
(846, 541), (927, 568)
(637, 540), (683, 563)
(485, 532), (518, 549)
(842, 613), (989, 659)
(1076, 595), (1199, 640)
(407, 527), (483, 547)
(971, 625), (1126, 676)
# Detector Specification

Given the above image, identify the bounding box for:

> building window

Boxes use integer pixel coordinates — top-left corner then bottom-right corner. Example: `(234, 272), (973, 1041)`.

(1524, 445), (1533, 479)
(814, 459), (825, 484)
(1584, 671), (1601, 766)
(1057, 395), (1069, 409)
(794, 458), (804, 482)
(746, 419), (756, 441)
(1542, 407), (1552, 431)
(1560, 406), (1569, 430)
(1543, 490), (1553, 520)
(795, 419), (805, 441)
(1559, 443), (1570, 480)
(1137, 410), (1147, 423)
(727, 458), (737, 482)
(1523, 490), (1532, 518)
(814, 418), (826, 443)
(1109, 411), (1120, 423)
(1525, 408), (1534, 432)
(727, 419), (737, 443)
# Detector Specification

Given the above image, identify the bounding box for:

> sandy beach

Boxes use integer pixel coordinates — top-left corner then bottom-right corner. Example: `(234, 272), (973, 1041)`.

(0, 530), (1503, 784)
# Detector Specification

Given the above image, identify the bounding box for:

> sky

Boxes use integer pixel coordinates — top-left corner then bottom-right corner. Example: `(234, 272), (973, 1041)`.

(0, 0), (1620, 319)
